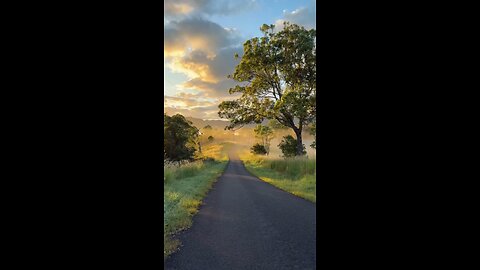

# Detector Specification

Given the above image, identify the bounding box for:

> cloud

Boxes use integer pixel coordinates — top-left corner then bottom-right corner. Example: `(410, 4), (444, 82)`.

(166, 30), (243, 98)
(164, 0), (207, 17)
(164, 22), (243, 97)
(164, 0), (258, 18)
(164, 18), (240, 58)
(275, 6), (316, 30)
(164, 104), (221, 119)
(164, 94), (224, 119)
(179, 47), (243, 98)
(174, 46), (241, 80)
(163, 1), (256, 119)
(182, 78), (239, 98)
(164, 95), (216, 108)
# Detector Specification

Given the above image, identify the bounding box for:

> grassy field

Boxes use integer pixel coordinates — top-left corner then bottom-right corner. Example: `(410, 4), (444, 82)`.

(163, 142), (231, 259)
(239, 151), (316, 203)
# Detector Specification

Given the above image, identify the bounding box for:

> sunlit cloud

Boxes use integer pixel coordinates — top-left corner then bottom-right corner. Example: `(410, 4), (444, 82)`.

(164, 2), (194, 15)
(181, 78), (240, 99)
(164, 18), (240, 58)
(164, 18), (242, 104)
(164, 104), (221, 119)
(170, 46), (242, 82)
(164, 95), (216, 108)
(164, 0), (258, 18)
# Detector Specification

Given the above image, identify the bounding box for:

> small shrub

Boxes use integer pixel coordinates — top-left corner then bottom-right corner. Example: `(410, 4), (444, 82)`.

(250, 143), (267, 155)
(278, 135), (306, 158)
(201, 157), (216, 163)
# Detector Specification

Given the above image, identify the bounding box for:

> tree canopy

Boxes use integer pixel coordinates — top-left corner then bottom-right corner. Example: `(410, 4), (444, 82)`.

(164, 114), (199, 161)
(218, 22), (316, 155)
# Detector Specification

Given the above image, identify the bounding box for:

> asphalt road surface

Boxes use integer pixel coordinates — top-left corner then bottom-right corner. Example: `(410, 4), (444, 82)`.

(165, 154), (316, 270)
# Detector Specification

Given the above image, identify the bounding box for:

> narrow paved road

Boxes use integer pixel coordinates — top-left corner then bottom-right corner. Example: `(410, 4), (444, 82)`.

(165, 154), (316, 270)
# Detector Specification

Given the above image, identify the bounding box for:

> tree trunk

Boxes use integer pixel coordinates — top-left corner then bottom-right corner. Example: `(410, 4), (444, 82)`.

(293, 128), (304, 156)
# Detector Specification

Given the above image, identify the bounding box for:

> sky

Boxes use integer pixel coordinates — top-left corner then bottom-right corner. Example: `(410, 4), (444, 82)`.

(164, 0), (316, 120)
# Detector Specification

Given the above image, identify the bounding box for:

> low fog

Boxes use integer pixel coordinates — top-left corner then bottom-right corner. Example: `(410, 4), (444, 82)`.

(197, 124), (316, 159)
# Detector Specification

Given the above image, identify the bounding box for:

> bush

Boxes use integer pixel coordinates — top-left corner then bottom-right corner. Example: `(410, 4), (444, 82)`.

(250, 143), (267, 155)
(278, 135), (306, 158)
(164, 114), (199, 161)
(201, 157), (216, 163)
(207, 136), (214, 142)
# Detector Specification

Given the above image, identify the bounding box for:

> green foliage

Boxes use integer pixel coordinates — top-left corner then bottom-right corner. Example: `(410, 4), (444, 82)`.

(164, 114), (199, 161)
(250, 143), (267, 155)
(268, 119), (289, 130)
(218, 22), (316, 155)
(253, 124), (274, 154)
(278, 135), (306, 157)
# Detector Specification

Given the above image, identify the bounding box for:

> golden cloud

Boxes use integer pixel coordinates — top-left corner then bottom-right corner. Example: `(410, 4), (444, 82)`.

(163, 17), (245, 119)
(164, 18), (238, 59)
(164, 3), (194, 15)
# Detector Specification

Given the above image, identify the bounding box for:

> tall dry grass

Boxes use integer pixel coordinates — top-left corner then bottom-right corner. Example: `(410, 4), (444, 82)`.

(240, 150), (317, 202)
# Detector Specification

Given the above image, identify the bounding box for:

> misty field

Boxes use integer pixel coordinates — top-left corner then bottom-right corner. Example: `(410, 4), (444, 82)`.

(199, 124), (317, 202)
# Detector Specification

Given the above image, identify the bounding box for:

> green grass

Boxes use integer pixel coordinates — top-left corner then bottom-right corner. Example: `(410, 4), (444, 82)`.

(240, 151), (317, 203)
(163, 143), (230, 259)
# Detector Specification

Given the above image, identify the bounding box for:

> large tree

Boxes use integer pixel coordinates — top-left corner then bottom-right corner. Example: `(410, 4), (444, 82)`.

(218, 22), (316, 155)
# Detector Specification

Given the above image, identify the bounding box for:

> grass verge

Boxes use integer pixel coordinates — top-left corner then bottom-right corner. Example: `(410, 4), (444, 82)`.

(163, 143), (230, 259)
(239, 151), (316, 203)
